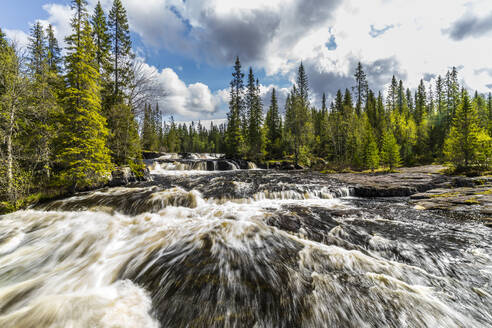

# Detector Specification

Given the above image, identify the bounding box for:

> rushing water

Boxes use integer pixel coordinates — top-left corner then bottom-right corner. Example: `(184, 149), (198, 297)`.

(0, 159), (491, 327)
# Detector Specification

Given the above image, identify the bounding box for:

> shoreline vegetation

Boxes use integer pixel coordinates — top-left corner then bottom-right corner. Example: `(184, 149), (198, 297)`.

(1, 1), (491, 214)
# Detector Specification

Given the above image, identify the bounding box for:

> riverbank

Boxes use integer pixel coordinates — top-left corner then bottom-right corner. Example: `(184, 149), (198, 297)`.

(326, 165), (491, 225)
(0, 166), (151, 215)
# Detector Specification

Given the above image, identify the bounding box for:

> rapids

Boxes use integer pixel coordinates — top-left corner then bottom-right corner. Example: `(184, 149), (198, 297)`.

(0, 159), (491, 327)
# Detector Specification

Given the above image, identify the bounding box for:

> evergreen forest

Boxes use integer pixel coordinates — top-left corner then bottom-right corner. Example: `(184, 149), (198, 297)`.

(1, 0), (491, 213)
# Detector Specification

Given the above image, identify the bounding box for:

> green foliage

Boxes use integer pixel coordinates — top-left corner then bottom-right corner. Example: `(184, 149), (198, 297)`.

(353, 62), (368, 115)
(2, 2), (492, 214)
(226, 57), (246, 158)
(444, 91), (489, 171)
(91, 1), (111, 75)
(46, 24), (62, 74)
(284, 63), (313, 165)
(60, 1), (113, 189)
(362, 116), (379, 170)
(380, 130), (401, 170)
(246, 69), (264, 160)
(108, 0), (133, 99)
(141, 103), (160, 151)
(265, 88), (282, 158)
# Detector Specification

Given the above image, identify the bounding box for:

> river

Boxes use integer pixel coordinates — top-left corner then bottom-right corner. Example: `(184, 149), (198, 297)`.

(0, 156), (491, 327)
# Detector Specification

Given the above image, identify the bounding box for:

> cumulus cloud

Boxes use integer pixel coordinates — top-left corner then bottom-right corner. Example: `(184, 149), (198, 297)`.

(4, 29), (29, 49)
(103, 0), (342, 71)
(154, 67), (226, 118)
(445, 11), (492, 41)
(10, 0), (492, 119)
(41, 3), (73, 43)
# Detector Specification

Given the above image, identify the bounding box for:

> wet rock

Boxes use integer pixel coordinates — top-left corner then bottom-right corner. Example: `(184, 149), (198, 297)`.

(142, 151), (165, 159)
(328, 166), (449, 198)
(266, 161), (306, 170)
(108, 166), (151, 187)
(411, 185), (492, 217)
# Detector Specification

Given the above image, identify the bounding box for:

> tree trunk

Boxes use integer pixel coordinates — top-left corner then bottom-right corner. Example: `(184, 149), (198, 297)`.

(7, 101), (16, 201)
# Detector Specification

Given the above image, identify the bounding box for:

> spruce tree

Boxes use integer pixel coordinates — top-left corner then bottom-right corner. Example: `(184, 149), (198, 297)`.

(444, 91), (488, 170)
(91, 1), (111, 76)
(265, 88), (281, 158)
(105, 0), (143, 168)
(353, 62), (368, 115)
(27, 22), (46, 78)
(487, 93), (492, 135)
(362, 118), (379, 171)
(415, 79), (427, 124)
(226, 57), (245, 157)
(321, 93), (327, 114)
(60, 0), (113, 189)
(380, 130), (400, 170)
(246, 69), (263, 160)
(26, 21), (60, 181)
(386, 75), (398, 111)
(397, 80), (406, 114)
(406, 88), (414, 113)
(334, 89), (343, 113)
(285, 63), (312, 165)
(141, 103), (153, 150)
(108, 0), (133, 100)
(46, 24), (61, 74)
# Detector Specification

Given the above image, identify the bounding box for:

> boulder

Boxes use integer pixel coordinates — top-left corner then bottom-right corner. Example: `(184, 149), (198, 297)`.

(108, 166), (151, 187)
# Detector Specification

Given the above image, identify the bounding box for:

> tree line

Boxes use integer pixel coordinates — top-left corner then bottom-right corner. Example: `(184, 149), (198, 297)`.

(0, 0), (152, 211)
(140, 103), (227, 154)
(140, 56), (491, 173)
(220, 57), (491, 171)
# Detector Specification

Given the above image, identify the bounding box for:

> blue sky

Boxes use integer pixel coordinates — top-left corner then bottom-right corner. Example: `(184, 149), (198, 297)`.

(3, 0), (492, 121)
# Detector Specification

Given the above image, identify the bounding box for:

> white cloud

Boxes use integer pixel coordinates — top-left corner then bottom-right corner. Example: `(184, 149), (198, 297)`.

(4, 29), (29, 49)
(14, 0), (492, 119)
(105, 0), (492, 97)
(154, 67), (226, 118)
(41, 3), (74, 44)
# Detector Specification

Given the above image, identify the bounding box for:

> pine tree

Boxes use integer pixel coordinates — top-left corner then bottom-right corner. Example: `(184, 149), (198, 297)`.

(386, 75), (398, 111)
(60, 0), (113, 189)
(363, 120), (380, 171)
(297, 62), (309, 107)
(226, 57), (245, 157)
(321, 93), (327, 114)
(334, 89), (343, 113)
(397, 80), (407, 114)
(91, 1), (111, 76)
(488, 93), (492, 135)
(46, 24), (62, 74)
(108, 0), (133, 100)
(265, 88), (281, 158)
(406, 88), (414, 113)
(141, 103), (154, 150)
(353, 62), (368, 115)
(444, 91), (489, 170)
(26, 21), (60, 181)
(246, 72), (264, 160)
(415, 79), (427, 124)
(380, 130), (400, 170)
(285, 63), (312, 165)
(27, 22), (46, 78)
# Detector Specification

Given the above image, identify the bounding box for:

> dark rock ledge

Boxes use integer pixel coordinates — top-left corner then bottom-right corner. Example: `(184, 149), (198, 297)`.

(327, 165), (491, 222)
